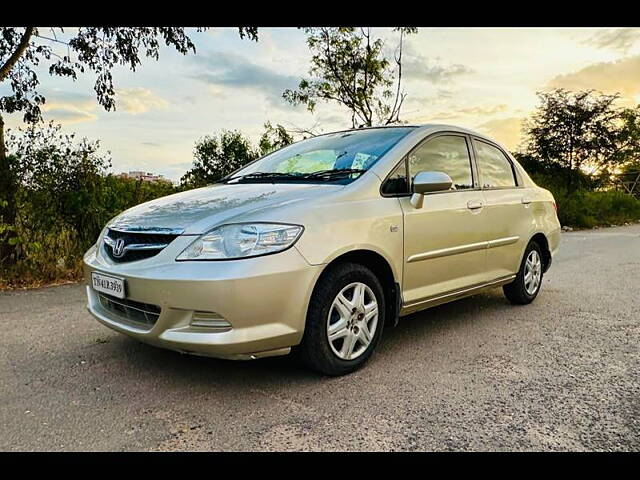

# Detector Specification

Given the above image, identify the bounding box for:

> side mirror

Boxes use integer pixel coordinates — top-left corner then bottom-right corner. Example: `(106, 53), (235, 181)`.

(410, 171), (453, 208)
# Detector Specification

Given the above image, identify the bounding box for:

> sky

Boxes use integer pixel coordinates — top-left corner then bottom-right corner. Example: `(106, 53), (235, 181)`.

(3, 27), (640, 181)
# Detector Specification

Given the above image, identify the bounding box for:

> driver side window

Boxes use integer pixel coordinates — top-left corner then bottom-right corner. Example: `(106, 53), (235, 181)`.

(408, 135), (474, 190)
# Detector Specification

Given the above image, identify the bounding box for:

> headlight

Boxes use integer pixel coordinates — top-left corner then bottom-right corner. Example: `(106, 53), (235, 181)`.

(176, 223), (304, 261)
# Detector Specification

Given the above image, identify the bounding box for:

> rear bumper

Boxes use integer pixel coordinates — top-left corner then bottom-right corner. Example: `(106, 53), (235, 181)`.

(83, 243), (321, 359)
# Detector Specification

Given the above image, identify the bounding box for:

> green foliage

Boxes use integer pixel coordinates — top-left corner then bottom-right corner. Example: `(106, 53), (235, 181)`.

(516, 153), (601, 192)
(555, 190), (640, 229)
(0, 27), (257, 122)
(0, 28), (200, 122)
(516, 90), (640, 227)
(516, 153), (640, 228)
(7, 122), (112, 245)
(180, 130), (257, 188)
(283, 27), (416, 128)
(181, 123), (295, 188)
(0, 27), (259, 269)
(259, 121), (294, 156)
(617, 106), (640, 170)
(2, 118), (297, 286)
(522, 89), (640, 191)
(0, 123), (178, 287)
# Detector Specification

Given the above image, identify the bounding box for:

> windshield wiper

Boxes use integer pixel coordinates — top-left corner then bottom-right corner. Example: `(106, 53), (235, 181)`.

(222, 172), (306, 183)
(222, 168), (367, 184)
(301, 168), (367, 180)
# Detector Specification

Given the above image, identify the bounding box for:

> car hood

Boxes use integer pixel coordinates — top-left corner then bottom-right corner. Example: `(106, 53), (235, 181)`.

(108, 182), (342, 235)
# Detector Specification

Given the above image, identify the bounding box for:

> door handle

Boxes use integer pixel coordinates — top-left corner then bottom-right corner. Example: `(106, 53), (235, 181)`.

(467, 200), (484, 210)
(521, 197), (532, 205)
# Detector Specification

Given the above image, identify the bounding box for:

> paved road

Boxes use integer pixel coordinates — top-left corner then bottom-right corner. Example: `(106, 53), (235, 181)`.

(1, 225), (639, 451)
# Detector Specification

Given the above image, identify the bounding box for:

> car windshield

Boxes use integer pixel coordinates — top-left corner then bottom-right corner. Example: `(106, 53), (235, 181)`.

(223, 127), (416, 184)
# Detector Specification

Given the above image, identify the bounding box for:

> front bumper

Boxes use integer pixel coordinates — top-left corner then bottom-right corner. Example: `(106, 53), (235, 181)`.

(83, 239), (321, 360)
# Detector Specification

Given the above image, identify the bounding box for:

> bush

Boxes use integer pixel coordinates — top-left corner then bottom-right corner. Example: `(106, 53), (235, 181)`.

(517, 153), (640, 228)
(529, 171), (640, 228)
(1, 175), (179, 288)
(555, 189), (640, 229)
(1, 123), (180, 288)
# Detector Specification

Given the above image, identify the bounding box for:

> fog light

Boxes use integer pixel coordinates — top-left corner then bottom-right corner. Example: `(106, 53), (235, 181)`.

(191, 311), (232, 331)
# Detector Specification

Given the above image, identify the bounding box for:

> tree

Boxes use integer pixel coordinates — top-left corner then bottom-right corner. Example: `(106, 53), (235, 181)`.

(283, 27), (417, 129)
(181, 122), (297, 188)
(3, 122), (112, 263)
(258, 121), (294, 155)
(0, 26), (257, 264)
(522, 89), (627, 191)
(615, 105), (640, 170)
(180, 130), (257, 188)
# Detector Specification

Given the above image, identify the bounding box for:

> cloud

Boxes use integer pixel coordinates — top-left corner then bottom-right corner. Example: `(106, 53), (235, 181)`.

(39, 87), (168, 123)
(41, 91), (98, 124)
(42, 108), (97, 124)
(585, 28), (640, 53)
(190, 51), (299, 107)
(548, 55), (640, 103)
(424, 104), (509, 121)
(402, 48), (473, 84)
(476, 117), (524, 151)
(406, 89), (454, 107)
(116, 87), (168, 114)
(44, 91), (96, 111)
(409, 104), (510, 124)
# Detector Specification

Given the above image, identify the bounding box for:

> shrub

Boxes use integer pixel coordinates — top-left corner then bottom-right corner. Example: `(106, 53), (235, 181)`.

(517, 153), (640, 228)
(1, 124), (180, 287)
(555, 190), (640, 229)
(1, 175), (179, 288)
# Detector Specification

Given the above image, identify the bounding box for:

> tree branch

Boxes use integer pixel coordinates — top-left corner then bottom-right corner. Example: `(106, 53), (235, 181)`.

(320, 29), (363, 123)
(387, 28), (405, 124)
(0, 27), (35, 83)
(362, 28), (373, 125)
(33, 33), (69, 46)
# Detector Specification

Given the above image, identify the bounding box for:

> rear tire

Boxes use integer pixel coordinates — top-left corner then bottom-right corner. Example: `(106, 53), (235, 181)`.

(298, 262), (385, 376)
(503, 240), (544, 305)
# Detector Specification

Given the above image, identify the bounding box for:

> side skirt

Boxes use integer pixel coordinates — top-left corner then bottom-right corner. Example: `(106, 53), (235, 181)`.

(399, 274), (516, 316)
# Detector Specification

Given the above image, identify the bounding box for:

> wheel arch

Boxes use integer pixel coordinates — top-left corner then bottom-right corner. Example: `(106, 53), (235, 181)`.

(312, 249), (401, 328)
(529, 232), (552, 273)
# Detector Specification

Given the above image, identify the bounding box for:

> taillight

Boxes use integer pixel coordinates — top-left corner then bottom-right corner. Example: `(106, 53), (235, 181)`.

(552, 201), (558, 215)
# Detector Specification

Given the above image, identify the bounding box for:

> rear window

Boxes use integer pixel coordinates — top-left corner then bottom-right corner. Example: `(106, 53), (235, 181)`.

(473, 140), (517, 188)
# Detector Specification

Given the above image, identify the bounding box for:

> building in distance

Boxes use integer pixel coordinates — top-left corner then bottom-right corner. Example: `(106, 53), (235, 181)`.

(118, 171), (172, 184)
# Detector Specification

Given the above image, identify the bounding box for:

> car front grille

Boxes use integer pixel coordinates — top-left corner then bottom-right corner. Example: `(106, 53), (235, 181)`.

(98, 293), (161, 329)
(103, 228), (180, 263)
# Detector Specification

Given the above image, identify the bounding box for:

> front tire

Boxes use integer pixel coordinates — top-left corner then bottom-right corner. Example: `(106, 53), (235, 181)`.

(503, 240), (544, 305)
(298, 262), (385, 376)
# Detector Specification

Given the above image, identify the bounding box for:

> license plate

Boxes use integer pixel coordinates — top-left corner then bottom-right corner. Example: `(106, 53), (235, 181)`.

(91, 272), (126, 299)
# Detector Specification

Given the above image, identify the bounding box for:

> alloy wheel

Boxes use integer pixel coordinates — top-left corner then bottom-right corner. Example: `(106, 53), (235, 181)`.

(524, 249), (542, 295)
(326, 282), (379, 360)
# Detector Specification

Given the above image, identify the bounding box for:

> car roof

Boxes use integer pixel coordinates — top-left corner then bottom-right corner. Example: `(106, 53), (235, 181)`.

(323, 123), (510, 152)
(324, 123), (492, 142)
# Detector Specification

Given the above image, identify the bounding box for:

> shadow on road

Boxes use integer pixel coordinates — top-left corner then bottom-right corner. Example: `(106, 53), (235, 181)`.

(95, 289), (515, 389)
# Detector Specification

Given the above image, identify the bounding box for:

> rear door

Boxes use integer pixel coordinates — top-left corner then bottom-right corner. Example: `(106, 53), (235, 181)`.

(471, 138), (533, 279)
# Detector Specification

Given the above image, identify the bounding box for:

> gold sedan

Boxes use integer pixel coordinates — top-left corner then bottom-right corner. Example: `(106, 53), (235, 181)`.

(84, 124), (560, 375)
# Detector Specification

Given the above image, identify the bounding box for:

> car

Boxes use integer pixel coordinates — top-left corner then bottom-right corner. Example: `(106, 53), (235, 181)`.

(83, 124), (561, 375)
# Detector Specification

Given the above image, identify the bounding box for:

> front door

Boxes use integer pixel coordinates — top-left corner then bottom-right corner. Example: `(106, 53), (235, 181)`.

(399, 134), (490, 307)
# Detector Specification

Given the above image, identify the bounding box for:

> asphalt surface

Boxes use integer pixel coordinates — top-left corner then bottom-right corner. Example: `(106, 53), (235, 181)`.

(1, 225), (639, 451)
